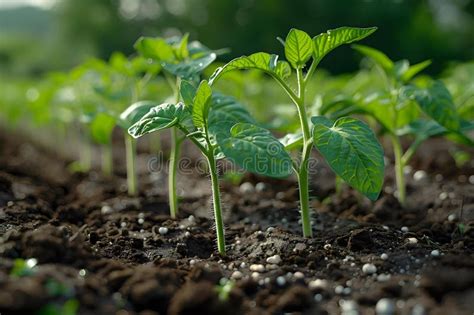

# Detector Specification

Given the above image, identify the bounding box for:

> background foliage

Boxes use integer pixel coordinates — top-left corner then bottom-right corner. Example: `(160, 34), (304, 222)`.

(1, 0), (473, 77)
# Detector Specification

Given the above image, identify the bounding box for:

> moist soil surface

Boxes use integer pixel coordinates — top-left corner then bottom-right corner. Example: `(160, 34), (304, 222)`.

(0, 131), (473, 315)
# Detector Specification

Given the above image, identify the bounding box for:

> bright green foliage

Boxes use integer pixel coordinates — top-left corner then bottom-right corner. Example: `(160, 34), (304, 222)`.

(352, 44), (393, 72)
(135, 35), (218, 80)
(128, 80), (258, 254)
(134, 37), (175, 61)
(209, 52), (291, 84)
(90, 112), (116, 145)
(208, 94), (256, 138)
(361, 92), (420, 132)
(401, 81), (461, 131)
(313, 27), (377, 65)
(285, 29), (313, 68)
(118, 101), (157, 130)
(401, 60), (432, 82)
(279, 133), (303, 151)
(210, 26), (382, 237)
(180, 80), (197, 107)
(312, 116), (385, 200)
(192, 81), (212, 129)
(353, 44), (471, 205)
(133, 34), (223, 218)
(128, 103), (188, 137)
(218, 123), (293, 178)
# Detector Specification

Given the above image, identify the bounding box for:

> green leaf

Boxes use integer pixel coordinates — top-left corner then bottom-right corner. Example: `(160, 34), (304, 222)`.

(134, 37), (174, 62)
(128, 102), (188, 138)
(312, 116), (385, 200)
(192, 80), (212, 129)
(313, 27), (377, 65)
(401, 81), (461, 131)
(396, 119), (446, 141)
(218, 123), (293, 178)
(162, 53), (216, 79)
(394, 60), (410, 79)
(118, 101), (157, 130)
(90, 113), (116, 145)
(285, 28), (313, 69)
(109, 52), (133, 76)
(360, 92), (420, 132)
(352, 44), (394, 71)
(401, 59), (431, 82)
(131, 55), (161, 76)
(180, 80), (197, 107)
(310, 116), (333, 128)
(209, 52), (291, 85)
(177, 33), (190, 60)
(279, 133), (303, 151)
(208, 93), (255, 138)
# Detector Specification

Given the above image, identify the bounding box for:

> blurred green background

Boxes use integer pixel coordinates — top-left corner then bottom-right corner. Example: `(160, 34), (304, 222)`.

(1, 0), (473, 77)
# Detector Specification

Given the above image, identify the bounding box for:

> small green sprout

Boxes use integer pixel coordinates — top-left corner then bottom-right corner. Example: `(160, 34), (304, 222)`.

(37, 299), (79, 315)
(129, 80), (282, 255)
(216, 278), (235, 302)
(9, 258), (38, 277)
(133, 33), (224, 217)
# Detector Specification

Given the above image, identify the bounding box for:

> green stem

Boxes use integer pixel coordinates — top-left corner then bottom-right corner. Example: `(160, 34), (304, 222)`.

(402, 139), (421, 165)
(125, 132), (137, 196)
(101, 142), (113, 176)
(168, 127), (181, 218)
(390, 134), (406, 206)
(80, 139), (92, 172)
(297, 143), (313, 237)
(335, 175), (343, 197)
(295, 67), (313, 238)
(206, 151), (226, 255)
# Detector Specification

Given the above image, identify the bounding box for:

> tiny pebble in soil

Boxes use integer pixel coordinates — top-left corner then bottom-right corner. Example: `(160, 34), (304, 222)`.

(375, 298), (396, 315)
(158, 227), (168, 235)
(266, 255), (281, 265)
(362, 263), (377, 275)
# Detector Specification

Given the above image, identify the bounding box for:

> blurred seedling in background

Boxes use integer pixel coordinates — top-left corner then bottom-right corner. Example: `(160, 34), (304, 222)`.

(351, 44), (473, 206)
(132, 33), (227, 217)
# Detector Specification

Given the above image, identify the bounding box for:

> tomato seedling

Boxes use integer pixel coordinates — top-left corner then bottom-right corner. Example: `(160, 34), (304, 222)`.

(133, 34), (223, 218)
(352, 44), (473, 206)
(208, 27), (386, 237)
(67, 54), (159, 194)
(129, 80), (288, 255)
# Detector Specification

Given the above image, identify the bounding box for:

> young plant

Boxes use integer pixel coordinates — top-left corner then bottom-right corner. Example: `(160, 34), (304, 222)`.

(352, 45), (473, 206)
(128, 80), (286, 254)
(106, 53), (160, 195)
(67, 55), (159, 192)
(209, 27), (386, 237)
(133, 34), (223, 217)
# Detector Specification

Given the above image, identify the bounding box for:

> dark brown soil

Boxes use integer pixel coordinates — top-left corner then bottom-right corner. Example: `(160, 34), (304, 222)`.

(0, 131), (473, 315)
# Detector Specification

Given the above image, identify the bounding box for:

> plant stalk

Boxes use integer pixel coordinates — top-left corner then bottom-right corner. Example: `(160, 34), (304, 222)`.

(390, 134), (406, 206)
(206, 151), (226, 255)
(101, 142), (113, 176)
(125, 132), (137, 196)
(297, 144), (313, 237)
(168, 127), (180, 218)
(295, 68), (313, 237)
(80, 139), (92, 172)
